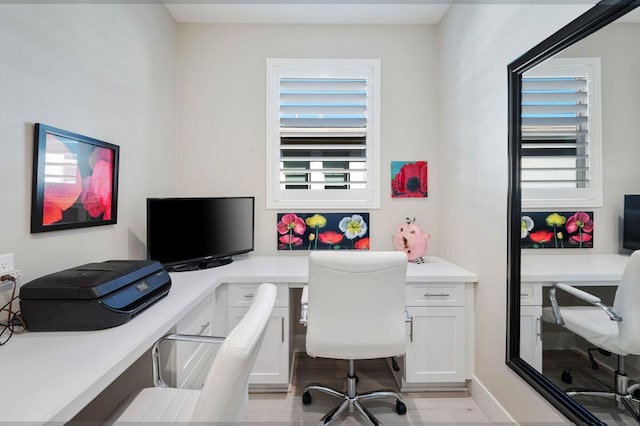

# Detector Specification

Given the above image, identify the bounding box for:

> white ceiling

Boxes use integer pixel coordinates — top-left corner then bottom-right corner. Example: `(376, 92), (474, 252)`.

(164, 1), (452, 24)
(163, 1), (640, 25)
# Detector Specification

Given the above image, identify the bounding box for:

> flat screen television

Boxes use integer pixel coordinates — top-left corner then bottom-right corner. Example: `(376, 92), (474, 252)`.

(623, 194), (640, 251)
(147, 196), (255, 271)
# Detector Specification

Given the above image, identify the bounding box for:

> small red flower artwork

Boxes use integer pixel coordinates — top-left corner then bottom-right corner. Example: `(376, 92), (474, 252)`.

(391, 161), (428, 198)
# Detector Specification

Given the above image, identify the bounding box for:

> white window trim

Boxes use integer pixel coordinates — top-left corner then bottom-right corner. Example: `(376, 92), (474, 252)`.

(522, 57), (603, 209)
(266, 58), (381, 210)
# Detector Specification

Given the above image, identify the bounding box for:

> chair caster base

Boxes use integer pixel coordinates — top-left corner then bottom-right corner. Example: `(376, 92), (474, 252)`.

(302, 391), (312, 405)
(396, 400), (407, 415)
(561, 369), (573, 384)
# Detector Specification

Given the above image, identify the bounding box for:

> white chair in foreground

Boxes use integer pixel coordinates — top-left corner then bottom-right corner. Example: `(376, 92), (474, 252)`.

(107, 282), (277, 424)
(542, 250), (640, 421)
(300, 251), (408, 426)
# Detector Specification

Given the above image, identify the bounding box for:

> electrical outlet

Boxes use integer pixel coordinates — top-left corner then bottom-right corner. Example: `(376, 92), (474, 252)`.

(0, 253), (15, 273)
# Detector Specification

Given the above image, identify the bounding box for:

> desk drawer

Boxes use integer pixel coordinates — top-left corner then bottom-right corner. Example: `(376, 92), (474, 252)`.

(406, 283), (464, 307)
(520, 284), (542, 306)
(228, 283), (289, 308)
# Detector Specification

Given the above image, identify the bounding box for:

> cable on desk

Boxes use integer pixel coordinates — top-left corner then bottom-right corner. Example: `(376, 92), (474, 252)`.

(0, 275), (25, 346)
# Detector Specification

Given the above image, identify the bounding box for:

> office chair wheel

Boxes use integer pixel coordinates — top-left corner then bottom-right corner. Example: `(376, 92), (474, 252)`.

(396, 400), (407, 415)
(302, 391), (312, 405)
(561, 369), (573, 384)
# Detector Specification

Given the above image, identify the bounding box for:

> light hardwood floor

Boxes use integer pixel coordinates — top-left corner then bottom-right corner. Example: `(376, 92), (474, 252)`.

(246, 353), (491, 424)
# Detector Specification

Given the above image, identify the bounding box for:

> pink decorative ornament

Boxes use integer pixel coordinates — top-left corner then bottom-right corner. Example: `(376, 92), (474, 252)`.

(394, 217), (431, 264)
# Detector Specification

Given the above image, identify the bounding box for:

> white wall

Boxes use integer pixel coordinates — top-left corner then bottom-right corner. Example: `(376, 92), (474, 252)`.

(436, 3), (592, 423)
(175, 23), (438, 255)
(557, 23), (640, 254)
(0, 4), (177, 282)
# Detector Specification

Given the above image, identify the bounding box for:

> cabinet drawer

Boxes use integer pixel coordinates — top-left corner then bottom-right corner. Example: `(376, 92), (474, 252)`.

(520, 284), (542, 306)
(228, 283), (289, 308)
(406, 283), (464, 307)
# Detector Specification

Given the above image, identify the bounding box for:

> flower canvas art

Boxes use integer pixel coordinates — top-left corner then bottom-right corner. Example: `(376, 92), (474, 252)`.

(277, 213), (370, 251)
(521, 211), (594, 249)
(391, 161), (428, 198)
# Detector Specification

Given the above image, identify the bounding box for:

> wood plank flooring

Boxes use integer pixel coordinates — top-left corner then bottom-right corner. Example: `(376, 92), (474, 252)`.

(245, 353), (491, 424)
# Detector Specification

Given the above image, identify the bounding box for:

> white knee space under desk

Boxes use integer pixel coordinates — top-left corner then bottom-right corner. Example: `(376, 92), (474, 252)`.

(0, 255), (477, 423)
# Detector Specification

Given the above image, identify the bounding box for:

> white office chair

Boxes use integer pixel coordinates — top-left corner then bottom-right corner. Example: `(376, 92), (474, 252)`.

(300, 251), (408, 426)
(541, 250), (640, 421)
(107, 282), (277, 424)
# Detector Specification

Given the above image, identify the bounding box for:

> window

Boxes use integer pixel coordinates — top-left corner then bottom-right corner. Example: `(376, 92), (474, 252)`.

(266, 59), (380, 209)
(521, 57), (602, 208)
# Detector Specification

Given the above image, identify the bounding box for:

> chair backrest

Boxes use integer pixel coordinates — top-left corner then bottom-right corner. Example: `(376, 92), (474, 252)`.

(613, 250), (640, 353)
(306, 250), (408, 360)
(190, 282), (277, 423)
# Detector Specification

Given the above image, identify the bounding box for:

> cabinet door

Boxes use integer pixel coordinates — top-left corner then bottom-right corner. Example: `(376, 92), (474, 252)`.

(228, 306), (289, 385)
(405, 306), (466, 383)
(175, 294), (216, 389)
(520, 305), (543, 371)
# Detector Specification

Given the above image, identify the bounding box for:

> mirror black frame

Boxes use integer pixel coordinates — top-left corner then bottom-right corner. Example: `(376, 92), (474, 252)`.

(507, 1), (640, 424)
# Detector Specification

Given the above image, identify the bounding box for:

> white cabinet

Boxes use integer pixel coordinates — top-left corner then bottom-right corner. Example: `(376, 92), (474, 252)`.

(397, 282), (468, 390)
(520, 284), (543, 371)
(173, 293), (216, 389)
(227, 283), (290, 390)
(405, 306), (466, 383)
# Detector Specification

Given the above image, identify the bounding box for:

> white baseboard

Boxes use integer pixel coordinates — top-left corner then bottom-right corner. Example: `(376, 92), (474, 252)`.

(469, 375), (516, 423)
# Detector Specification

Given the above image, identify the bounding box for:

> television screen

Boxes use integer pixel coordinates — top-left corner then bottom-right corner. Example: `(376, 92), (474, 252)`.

(623, 194), (640, 251)
(147, 197), (255, 271)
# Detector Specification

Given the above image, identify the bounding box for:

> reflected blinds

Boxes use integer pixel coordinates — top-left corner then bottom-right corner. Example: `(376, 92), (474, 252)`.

(521, 75), (589, 189)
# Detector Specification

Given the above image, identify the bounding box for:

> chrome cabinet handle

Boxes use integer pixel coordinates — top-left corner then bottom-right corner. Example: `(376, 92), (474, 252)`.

(244, 293), (254, 299)
(281, 317), (285, 343)
(423, 292), (450, 297)
(405, 310), (414, 342)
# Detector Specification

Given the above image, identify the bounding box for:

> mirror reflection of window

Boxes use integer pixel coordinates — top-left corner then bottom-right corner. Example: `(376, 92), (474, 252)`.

(521, 58), (602, 209)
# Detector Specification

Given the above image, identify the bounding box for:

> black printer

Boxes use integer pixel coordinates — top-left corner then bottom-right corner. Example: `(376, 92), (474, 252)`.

(19, 260), (171, 331)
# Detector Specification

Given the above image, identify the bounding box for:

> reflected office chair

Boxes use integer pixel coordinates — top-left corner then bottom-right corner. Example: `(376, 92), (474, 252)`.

(107, 282), (277, 424)
(541, 250), (640, 421)
(300, 251), (408, 426)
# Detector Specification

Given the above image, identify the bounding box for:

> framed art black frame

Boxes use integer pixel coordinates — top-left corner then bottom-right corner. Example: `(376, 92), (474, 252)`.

(31, 123), (119, 233)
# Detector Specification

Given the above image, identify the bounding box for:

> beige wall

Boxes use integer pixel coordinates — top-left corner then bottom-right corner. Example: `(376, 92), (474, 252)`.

(0, 4), (177, 282)
(175, 23), (438, 255)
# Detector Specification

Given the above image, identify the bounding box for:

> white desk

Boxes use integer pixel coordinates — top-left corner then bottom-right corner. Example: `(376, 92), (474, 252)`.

(0, 255), (477, 423)
(519, 253), (629, 370)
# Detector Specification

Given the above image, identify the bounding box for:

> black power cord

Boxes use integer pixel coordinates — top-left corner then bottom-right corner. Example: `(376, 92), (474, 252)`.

(0, 275), (25, 345)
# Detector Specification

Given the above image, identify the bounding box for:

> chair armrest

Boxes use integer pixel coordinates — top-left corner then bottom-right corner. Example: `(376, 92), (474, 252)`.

(151, 332), (226, 388)
(300, 286), (308, 326)
(549, 282), (622, 326)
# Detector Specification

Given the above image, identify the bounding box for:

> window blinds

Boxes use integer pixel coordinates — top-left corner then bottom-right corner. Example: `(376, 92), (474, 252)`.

(521, 76), (590, 189)
(279, 77), (368, 190)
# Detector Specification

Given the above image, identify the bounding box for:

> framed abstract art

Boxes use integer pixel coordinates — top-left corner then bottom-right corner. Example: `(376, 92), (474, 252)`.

(31, 123), (119, 233)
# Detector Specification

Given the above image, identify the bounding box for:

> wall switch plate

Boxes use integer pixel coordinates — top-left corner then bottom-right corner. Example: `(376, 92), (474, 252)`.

(0, 253), (15, 274)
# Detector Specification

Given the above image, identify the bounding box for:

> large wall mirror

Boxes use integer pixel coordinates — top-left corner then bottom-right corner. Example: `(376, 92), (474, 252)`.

(507, 0), (640, 424)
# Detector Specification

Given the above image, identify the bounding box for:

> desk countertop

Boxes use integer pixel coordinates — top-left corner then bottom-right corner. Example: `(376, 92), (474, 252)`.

(0, 255), (476, 423)
(521, 253), (629, 283)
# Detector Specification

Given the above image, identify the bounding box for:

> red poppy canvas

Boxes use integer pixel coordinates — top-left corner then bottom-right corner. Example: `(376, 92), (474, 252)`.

(391, 161), (428, 198)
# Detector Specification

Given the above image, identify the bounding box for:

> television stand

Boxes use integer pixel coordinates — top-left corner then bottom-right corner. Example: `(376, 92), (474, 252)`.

(170, 256), (233, 272)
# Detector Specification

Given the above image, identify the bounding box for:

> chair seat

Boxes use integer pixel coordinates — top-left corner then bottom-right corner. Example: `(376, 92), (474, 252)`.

(541, 306), (630, 355)
(108, 387), (200, 424)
